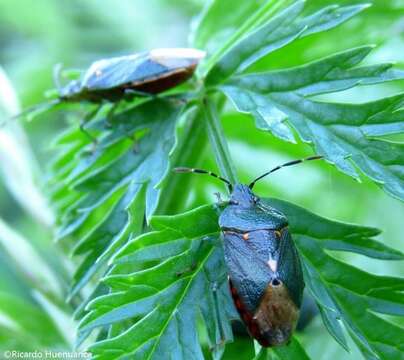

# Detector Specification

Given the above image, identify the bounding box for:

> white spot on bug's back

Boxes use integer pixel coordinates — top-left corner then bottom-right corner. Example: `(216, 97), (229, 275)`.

(84, 54), (140, 83)
(267, 259), (277, 272)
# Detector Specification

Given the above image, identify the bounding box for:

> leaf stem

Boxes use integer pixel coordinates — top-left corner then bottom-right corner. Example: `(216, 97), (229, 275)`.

(158, 106), (208, 214)
(203, 0), (288, 75)
(203, 97), (237, 188)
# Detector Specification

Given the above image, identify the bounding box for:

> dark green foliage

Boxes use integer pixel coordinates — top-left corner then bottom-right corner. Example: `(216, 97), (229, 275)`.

(77, 201), (403, 359)
(51, 99), (183, 299)
(221, 47), (404, 199)
(45, 1), (404, 359)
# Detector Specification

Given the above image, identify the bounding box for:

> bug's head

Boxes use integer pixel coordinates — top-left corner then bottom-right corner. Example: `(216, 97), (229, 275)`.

(229, 184), (259, 207)
(59, 80), (81, 100)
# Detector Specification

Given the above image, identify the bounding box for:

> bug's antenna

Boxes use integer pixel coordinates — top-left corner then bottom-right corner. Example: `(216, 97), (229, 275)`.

(53, 63), (63, 91)
(174, 167), (233, 192)
(2, 99), (61, 126)
(249, 155), (323, 189)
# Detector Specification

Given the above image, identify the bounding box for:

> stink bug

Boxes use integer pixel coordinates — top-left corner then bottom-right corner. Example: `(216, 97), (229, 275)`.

(175, 155), (322, 347)
(56, 48), (206, 102)
(13, 48), (205, 123)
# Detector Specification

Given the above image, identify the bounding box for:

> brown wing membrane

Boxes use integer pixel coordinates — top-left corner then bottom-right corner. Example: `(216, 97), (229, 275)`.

(229, 279), (299, 347)
(130, 66), (196, 94)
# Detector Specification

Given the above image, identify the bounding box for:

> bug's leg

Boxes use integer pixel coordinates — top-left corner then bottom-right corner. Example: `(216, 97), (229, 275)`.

(210, 273), (229, 348)
(79, 121), (97, 151)
(122, 130), (139, 153)
(80, 104), (102, 151)
(175, 238), (205, 277)
(131, 133), (140, 153)
(167, 93), (190, 106)
(104, 101), (120, 128)
(104, 101), (139, 152)
(214, 192), (227, 207)
(175, 262), (197, 277)
(124, 88), (156, 100)
(80, 128), (98, 154)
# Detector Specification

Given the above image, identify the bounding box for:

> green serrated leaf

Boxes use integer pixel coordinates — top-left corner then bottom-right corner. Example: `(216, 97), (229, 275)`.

(82, 199), (404, 358)
(206, 2), (369, 85)
(68, 182), (145, 299)
(49, 99), (184, 304)
(222, 47), (404, 200)
(81, 206), (235, 359)
(297, 236), (404, 359)
(272, 336), (311, 360)
(73, 99), (182, 219)
(77, 206), (235, 359)
(189, 0), (266, 52)
(266, 198), (401, 260)
(195, 0), (288, 78)
(318, 306), (349, 352)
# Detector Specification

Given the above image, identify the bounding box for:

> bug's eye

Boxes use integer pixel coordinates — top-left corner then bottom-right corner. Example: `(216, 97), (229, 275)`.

(253, 196), (259, 203)
(271, 278), (282, 287)
(229, 200), (239, 205)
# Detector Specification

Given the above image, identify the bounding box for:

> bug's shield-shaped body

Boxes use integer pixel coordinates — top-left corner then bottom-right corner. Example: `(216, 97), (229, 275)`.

(60, 48), (205, 102)
(219, 184), (304, 347)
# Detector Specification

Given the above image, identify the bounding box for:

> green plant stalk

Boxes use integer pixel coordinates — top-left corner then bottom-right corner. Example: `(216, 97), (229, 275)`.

(203, 0), (288, 75)
(203, 97), (238, 188)
(158, 106), (208, 214)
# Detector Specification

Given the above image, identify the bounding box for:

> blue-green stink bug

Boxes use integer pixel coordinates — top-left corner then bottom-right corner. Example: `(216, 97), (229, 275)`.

(57, 48), (206, 102)
(175, 155), (322, 347)
(12, 48), (205, 122)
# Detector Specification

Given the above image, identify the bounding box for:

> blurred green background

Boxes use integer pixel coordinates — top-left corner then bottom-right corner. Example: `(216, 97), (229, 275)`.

(0, 0), (403, 359)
